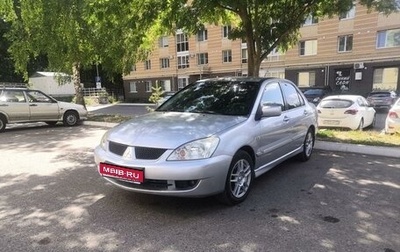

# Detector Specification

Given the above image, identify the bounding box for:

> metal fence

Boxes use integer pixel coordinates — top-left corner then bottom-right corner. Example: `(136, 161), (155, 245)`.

(82, 87), (107, 97)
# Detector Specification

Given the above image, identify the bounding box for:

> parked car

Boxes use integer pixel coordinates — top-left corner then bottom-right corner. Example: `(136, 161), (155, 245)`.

(366, 91), (397, 110)
(317, 95), (376, 130)
(303, 87), (332, 105)
(0, 87), (87, 132)
(94, 77), (318, 205)
(385, 98), (400, 134)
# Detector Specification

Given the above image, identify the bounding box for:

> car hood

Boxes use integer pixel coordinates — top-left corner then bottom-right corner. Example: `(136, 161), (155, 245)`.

(106, 112), (247, 149)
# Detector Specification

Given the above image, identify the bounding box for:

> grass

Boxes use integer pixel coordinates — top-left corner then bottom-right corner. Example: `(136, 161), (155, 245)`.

(87, 113), (400, 148)
(316, 129), (400, 147)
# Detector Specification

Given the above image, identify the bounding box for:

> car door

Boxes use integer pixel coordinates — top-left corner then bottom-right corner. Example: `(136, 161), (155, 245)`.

(25, 90), (61, 120)
(280, 81), (309, 150)
(255, 81), (293, 168)
(0, 90), (30, 122)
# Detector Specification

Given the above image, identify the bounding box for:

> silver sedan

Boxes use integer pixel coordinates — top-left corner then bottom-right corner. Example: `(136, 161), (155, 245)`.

(94, 77), (318, 205)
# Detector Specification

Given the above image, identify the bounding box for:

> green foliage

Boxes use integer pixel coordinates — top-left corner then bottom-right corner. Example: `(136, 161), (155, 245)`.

(159, 0), (398, 76)
(148, 82), (163, 104)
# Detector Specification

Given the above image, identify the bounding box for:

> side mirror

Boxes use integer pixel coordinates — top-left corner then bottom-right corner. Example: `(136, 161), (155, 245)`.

(261, 105), (282, 117)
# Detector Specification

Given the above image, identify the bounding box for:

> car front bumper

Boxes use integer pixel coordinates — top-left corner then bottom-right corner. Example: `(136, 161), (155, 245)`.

(94, 146), (232, 197)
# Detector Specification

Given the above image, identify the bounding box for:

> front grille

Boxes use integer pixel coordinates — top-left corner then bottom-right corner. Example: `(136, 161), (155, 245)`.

(109, 141), (128, 156)
(111, 178), (170, 190)
(109, 142), (167, 160)
(109, 178), (199, 191)
(135, 147), (166, 160)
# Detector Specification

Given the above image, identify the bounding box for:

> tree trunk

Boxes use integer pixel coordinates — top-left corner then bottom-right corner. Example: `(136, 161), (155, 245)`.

(72, 62), (86, 108)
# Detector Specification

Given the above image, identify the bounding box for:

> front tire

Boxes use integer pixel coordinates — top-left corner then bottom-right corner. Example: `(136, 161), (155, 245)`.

(217, 150), (254, 205)
(63, 111), (79, 126)
(0, 115), (6, 132)
(297, 128), (315, 162)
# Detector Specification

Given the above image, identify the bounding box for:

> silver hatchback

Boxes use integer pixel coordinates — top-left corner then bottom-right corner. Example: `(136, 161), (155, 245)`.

(0, 87), (87, 132)
(94, 77), (318, 204)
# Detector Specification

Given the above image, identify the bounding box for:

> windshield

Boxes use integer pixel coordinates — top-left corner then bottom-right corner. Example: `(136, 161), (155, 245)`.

(156, 80), (261, 116)
(319, 99), (353, 108)
(304, 89), (324, 95)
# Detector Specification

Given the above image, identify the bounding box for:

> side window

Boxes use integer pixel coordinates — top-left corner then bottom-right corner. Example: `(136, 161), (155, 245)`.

(27, 90), (52, 103)
(0, 90), (26, 103)
(261, 82), (285, 110)
(281, 82), (304, 109)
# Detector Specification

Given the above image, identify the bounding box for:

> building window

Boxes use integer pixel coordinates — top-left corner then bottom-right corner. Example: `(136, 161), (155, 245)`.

(222, 50), (232, 63)
(241, 49), (248, 63)
(377, 28), (400, 48)
(299, 40), (317, 56)
(298, 72), (316, 87)
(160, 58), (170, 69)
(131, 65), (136, 71)
(159, 36), (169, 48)
(373, 68), (399, 90)
(304, 15), (318, 26)
(178, 78), (188, 90)
(177, 55), (189, 69)
(129, 81), (137, 93)
(339, 5), (355, 20)
(197, 29), (208, 42)
(265, 70), (285, 79)
(176, 33), (189, 52)
(145, 81), (152, 92)
(197, 53), (208, 65)
(222, 25), (231, 38)
(144, 60), (151, 70)
(338, 35), (353, 52)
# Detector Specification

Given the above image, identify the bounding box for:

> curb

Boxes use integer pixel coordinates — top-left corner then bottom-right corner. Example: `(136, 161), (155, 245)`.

(314, 141), (399, 158)
(83, 121), (400, 159)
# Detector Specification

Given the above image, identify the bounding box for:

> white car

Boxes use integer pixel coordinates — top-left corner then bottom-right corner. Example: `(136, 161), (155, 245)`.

(317, 95), (376, 130)
(0, 87), (88, 132)
(385, 98), (400, 134)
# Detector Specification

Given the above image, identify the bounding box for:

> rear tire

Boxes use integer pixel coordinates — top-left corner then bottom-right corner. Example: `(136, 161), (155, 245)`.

(297, 128), (315, 162)
(357, 118), (364, 131)
(63, 111), (79, 126)
(0, 115), (6, 132)
(217, 150), (254, 205)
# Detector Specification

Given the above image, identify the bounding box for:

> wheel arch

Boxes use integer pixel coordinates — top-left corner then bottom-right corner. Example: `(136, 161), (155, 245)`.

(237, 145), (256, 166)
(0, 112), (8, 123)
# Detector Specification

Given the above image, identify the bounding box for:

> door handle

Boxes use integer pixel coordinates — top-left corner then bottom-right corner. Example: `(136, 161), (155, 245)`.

(29, 104), (38, 107)
(283, 116), (290, 122)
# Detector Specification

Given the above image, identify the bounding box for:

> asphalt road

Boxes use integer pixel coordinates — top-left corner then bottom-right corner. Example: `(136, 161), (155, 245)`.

(88, 104), (389, 132)
(0, 125), (399, 252)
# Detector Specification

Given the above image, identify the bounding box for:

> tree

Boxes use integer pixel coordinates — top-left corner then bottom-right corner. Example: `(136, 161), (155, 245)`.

(161, 0), (399, 77)
(0, 0), (166, 106)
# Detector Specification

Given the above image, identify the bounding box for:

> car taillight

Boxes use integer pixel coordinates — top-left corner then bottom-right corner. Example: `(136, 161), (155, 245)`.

(344, 109), (358, 115)
(388, 111), (399, 119)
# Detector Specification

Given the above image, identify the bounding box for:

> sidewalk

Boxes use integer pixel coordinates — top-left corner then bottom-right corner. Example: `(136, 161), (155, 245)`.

(83, 120), (400, 159)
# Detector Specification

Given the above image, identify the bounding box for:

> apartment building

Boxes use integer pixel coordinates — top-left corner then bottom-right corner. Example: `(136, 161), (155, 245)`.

(123, 3), (400, 102)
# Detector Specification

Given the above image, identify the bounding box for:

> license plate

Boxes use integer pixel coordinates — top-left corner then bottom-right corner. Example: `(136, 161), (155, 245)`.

(323, 120), (340, 125)
(99, 162), (144, 183)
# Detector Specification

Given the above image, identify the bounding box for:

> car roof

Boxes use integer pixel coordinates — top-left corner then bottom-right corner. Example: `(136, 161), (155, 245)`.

(322, 95), (363, 101)
(199, 77), (276, 83)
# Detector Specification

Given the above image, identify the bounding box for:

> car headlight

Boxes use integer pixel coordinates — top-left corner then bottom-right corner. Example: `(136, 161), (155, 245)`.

(167, 136), (220, 161)
(100, 131), (110, 151)
(313, 97), (320, 103)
